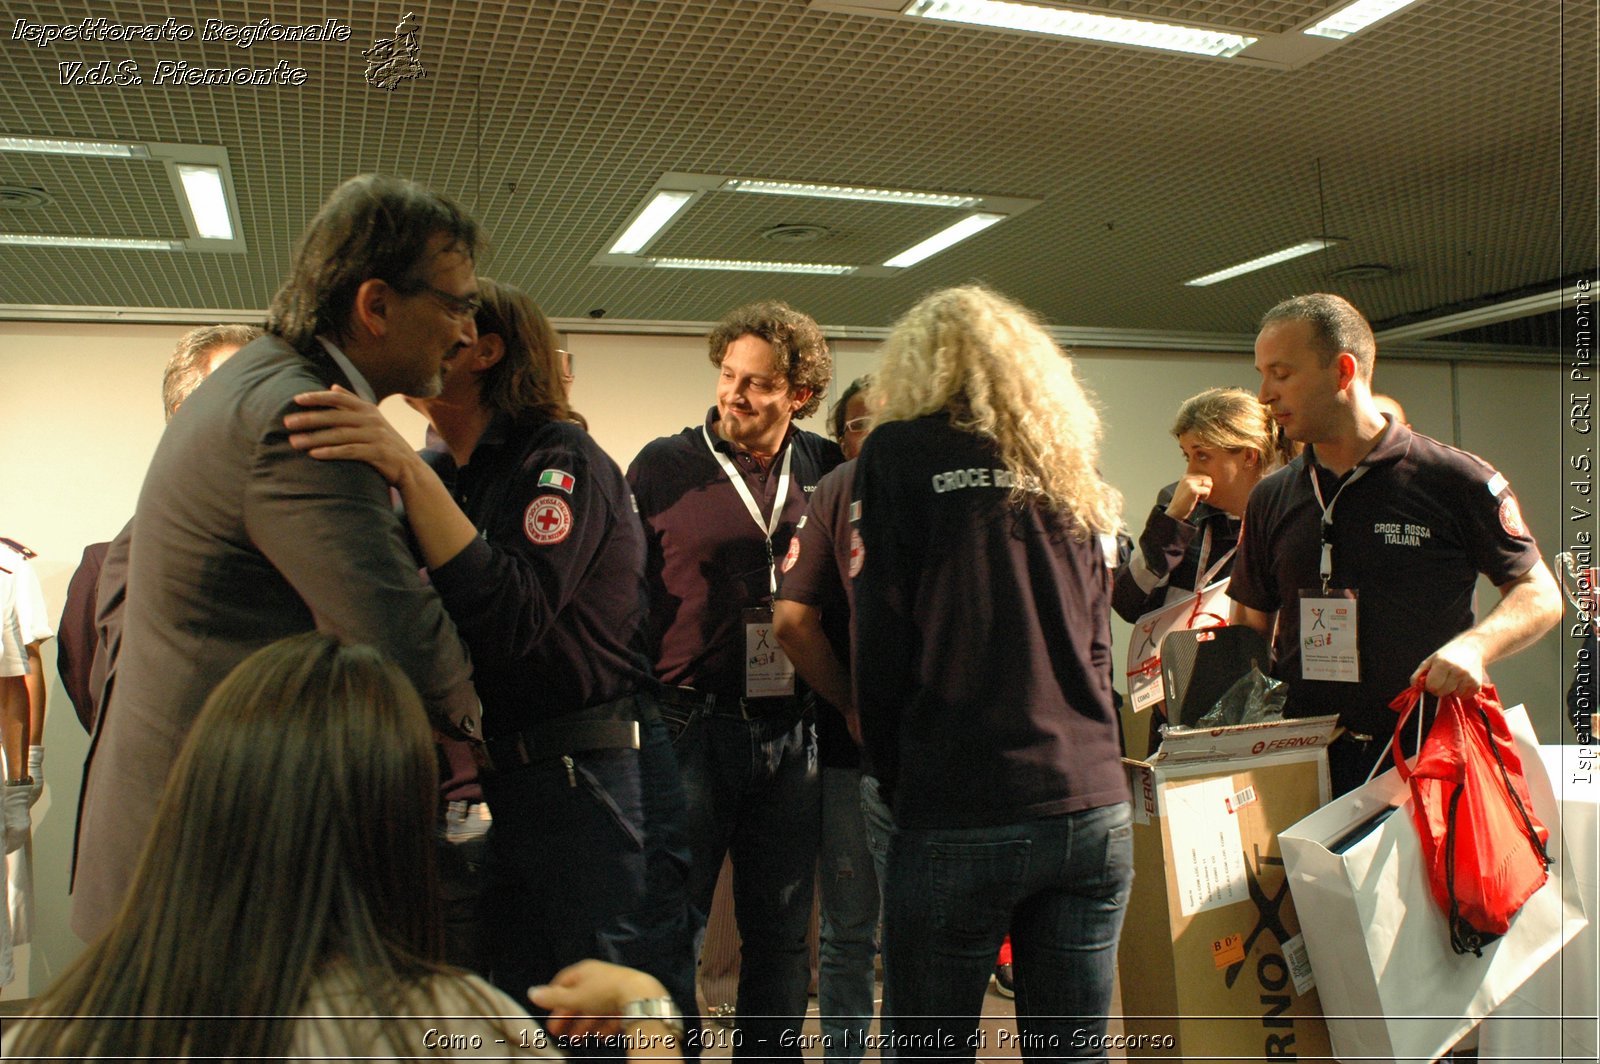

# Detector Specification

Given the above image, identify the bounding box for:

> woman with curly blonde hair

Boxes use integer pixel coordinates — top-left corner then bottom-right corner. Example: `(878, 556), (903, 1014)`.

(852, 285), (1131, 1061)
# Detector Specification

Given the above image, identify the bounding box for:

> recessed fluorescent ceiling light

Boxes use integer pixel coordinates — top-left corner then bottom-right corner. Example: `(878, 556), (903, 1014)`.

(608, 190), (696, 255)
(651, 257), (857, 275)
(904, 0), (1257, 58)
(1183, 239), (1340, 287)
(1305, 0), (1421, 40)
(883, 212), (1006, 268)
(0, 136), (148, 158)
(722, 179), (981, 209)
(176, 164), (234, 240)
(0, 234), (180, 250)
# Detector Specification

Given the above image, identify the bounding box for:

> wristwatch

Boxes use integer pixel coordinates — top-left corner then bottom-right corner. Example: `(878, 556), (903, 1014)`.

(621, 996), (685, 1039)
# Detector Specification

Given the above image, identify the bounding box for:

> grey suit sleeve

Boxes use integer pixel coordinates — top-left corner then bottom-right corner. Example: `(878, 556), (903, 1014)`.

(243, 398), (481, 739)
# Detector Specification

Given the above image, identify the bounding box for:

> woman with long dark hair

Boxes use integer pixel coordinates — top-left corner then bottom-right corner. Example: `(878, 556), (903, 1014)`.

(5, 633), (682, 1059)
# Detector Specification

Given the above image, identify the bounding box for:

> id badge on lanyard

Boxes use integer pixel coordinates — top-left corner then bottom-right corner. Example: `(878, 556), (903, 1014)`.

(704, 427), (797, 698)
(743, 605), (796, 697)
(1302, 463), (1367, 684)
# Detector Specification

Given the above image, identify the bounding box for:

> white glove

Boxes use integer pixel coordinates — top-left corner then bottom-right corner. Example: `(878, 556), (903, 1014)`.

(27, 745), (43, 807)
(3, 781), (29, 854)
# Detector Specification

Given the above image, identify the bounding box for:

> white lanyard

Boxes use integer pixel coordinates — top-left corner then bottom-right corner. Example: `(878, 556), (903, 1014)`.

(1193, 524), (1236, 592)
(703, 426), (793, 594)
(1308, 462), (1369, 591)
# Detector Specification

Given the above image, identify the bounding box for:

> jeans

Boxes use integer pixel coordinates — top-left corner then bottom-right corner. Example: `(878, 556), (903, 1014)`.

(818, 766), (881, 1063)
(480, 710), (699, 1054)
(670, 702), (820, 1059)
(883, 802), (1133, 1063)
(859, 773), (894, 892)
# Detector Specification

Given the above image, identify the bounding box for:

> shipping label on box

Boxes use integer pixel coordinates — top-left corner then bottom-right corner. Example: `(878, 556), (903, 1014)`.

(1118, 716), (1337, 1062)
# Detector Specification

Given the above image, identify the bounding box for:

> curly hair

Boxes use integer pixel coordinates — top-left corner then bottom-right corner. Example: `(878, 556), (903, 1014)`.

(1171, 387), (1297, 472)
(872, 285), (1121, 537)
(707, 300), (831, 419)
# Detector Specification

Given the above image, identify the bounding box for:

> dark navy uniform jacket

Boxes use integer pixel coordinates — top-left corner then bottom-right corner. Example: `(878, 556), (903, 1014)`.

(1111, 485), (1239, 623)
(425, 412), (656, 733)
(851, 414), (1129, 829)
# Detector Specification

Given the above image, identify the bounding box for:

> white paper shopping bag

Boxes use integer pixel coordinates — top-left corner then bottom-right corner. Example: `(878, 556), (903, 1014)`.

(1279, 705), (1588, 1064)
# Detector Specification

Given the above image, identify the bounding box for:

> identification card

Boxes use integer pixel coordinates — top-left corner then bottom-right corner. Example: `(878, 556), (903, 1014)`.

(1298, 589), (1359, 683)
(1129, 659), (1165, 711)
(743, 606), (796, 698)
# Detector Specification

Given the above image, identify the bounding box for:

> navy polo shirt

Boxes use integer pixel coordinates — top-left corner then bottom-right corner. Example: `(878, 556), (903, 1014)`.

(852, 414), (1129, 828)
(1229, 418), (1543, 736)
(628, 408), (843, 696)
(776, 458), (859, 768)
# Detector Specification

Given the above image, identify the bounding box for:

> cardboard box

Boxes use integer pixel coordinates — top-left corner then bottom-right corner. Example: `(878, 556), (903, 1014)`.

(1117, 715), (1339, 1062)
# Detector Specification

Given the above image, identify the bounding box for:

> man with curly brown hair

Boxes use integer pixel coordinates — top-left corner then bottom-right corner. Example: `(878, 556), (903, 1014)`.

(628, 301), (841, 1059)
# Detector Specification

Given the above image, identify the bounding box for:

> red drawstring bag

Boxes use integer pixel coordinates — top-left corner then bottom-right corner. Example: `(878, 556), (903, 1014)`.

(1390, 682), (1551, 956)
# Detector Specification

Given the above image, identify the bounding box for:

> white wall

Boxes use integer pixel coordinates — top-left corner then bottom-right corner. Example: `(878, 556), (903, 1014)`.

(0, 321), (1568, 996)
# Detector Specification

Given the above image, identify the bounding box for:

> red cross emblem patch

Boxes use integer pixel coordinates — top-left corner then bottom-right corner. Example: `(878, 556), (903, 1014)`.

(524, 495), (573, 545)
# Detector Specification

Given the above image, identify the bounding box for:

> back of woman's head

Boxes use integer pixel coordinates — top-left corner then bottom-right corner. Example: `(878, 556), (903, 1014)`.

(14, 633), (441, 1059)
(872, 284), (1121, 536)
(1171, 387), (1296, 472)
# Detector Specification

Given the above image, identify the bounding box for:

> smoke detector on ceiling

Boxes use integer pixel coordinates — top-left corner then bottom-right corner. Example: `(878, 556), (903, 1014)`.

(1330, 263), (1396, 282)
(761, 223), (830, 244)
(0, 185), (54, 209)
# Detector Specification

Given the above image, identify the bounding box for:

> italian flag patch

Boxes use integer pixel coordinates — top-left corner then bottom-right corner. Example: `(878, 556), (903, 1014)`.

(538, 468), (575, 493)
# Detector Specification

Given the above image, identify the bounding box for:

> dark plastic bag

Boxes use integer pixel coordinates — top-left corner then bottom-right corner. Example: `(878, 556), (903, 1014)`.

(1195, 665), (1287, 728)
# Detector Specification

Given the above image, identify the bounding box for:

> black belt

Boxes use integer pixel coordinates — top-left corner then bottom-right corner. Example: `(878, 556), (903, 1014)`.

(484, 693), (657, 770)
(658, 686), (808, 720)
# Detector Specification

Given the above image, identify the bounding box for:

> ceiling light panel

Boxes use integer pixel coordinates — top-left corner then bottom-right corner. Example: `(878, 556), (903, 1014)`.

(882, 211), (1007, 267)
(651, 257), (858, 275)
(0, 138), (245, 251)
(1183, 238), (1343, 286)
(176, 165), (234, 240)
(595, 172), (1038, 275)
(1305, 0), (1423, 40)
(722, 178), (982, 208)
(0, 136), (149, 158)
(903, 0), (1258, 58)
(0, 234), (181, 250)
(608, 190), (698, 254)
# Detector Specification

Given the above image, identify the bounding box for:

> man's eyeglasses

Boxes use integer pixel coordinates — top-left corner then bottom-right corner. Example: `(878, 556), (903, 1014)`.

(409, 282), (482, 321)
(844, 416), (872, 433)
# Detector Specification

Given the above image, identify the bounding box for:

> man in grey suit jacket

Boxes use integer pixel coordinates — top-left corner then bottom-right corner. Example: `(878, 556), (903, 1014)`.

(72, 175), (486, 940)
